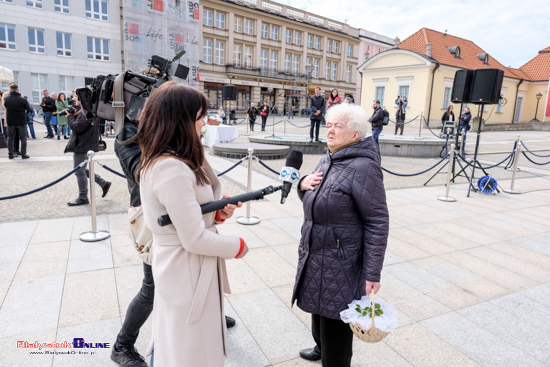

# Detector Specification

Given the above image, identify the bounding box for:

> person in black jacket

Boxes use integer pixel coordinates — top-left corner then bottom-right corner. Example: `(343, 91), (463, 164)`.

(368, 100), (384, 148)
(3, 84), (31, 159)
(64, 92), (111, 206)
(458, 107), (471, 155)
(294, 104), (389, 366)
(40, 89), (56, 138)
(309, 87), (325, 142)
(246, 103), (258, 131)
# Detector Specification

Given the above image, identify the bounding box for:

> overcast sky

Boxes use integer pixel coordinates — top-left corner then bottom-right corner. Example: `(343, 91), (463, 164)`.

(279, 0), (550, 68)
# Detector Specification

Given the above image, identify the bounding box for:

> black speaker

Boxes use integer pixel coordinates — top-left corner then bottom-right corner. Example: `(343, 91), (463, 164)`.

(451, 69), (474, 103)
(470, 69), (504, 104)
(222, 85), (237, 100)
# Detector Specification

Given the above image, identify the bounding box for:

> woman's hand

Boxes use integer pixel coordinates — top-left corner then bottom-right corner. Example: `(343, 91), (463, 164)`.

(365, 281), (381, 295)
(217, 195), (243, 221)
(299, 169), (323, 191)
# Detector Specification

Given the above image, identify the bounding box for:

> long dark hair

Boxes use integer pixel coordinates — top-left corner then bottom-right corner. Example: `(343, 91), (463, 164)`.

(58, 93), (66, 102)
(137, 82), (209, 185)
(446, 105), (454, 116)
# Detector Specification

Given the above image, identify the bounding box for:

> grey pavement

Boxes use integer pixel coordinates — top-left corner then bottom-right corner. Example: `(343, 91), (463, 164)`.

(0, 121), (550, 366)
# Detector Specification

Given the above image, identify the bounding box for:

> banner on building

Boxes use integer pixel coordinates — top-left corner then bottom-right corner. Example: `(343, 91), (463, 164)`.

(123, 0), (200, 88)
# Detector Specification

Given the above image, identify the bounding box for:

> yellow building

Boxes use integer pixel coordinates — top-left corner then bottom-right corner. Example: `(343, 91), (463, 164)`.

(359, 28), (550, 131)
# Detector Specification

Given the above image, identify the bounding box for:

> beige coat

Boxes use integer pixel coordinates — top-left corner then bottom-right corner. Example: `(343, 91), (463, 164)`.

(140, 157), (241, 367)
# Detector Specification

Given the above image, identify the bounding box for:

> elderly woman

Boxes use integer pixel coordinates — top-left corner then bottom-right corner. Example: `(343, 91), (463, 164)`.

(293, 103), (389, 367)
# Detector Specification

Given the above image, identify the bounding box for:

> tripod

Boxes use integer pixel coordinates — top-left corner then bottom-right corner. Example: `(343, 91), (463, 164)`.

(265, 94), (283, 139)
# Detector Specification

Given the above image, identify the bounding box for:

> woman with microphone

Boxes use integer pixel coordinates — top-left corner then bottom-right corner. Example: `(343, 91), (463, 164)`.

(137, 82), (248, 366)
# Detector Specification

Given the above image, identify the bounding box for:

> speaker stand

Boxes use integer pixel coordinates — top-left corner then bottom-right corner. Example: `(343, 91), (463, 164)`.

(265, 101), (283, 140)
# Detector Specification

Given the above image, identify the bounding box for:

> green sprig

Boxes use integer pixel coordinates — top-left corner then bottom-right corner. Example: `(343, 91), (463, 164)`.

(355, 303), (383, 318)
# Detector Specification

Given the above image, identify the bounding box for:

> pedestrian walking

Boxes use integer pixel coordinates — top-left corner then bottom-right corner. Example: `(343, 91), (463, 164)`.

(394, 95), (408, 135)
(368, 100), (384, 147)
(40, 90), (56, 138)
(309, 87), (325, 142)
(246, 103), (258, 131)
(64, 91), (111, 206)
(260, 100), (269, 131)
(25, 96), (36, 139)
(3, 84), (31, 159)
(56, 93), (69, 140)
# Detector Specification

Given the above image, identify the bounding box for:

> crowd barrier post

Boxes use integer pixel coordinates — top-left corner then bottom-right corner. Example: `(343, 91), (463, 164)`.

(417, 111), (424, 139)
(79, 150), (111, 242)
(237, 148), (261, 225)
(245, 117), (250, 137)
(504, 135), (522, 194)
(437, 144), (457, 202)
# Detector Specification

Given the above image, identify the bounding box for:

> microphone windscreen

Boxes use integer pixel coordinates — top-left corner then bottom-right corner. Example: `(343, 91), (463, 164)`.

(285, 150), (303, 170)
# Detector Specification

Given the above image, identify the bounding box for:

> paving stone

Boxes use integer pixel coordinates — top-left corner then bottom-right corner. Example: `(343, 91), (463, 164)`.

(271, 285), (312, 331)
(388, 227), (456, 255)
(217, 222), (268, 249)
(244, 247), (298, 288)
(0, 281), (9, 308)
(0, 245), (27, 283)
(0, 275), (64, 338)
(511, 237), (550, 257)
(486, 241), (550, 271)
(107, 213), (129, 237)
(225, 256), (269, 295)
(113, 264), (146, 317)
(66, 238), (113, 274)
(14, 241), (70, 281)
(518, 283), (550, 307)
(247, 219), (299, 247)
(0, 221), (37, 247)
(270, 244), (299, 268)
(71, 215), (110, 240)
(29, 217), (74, 244)
(387, 236), (431, 261)
(0, 329), (55, 367)
(110, 235), (142, 268)
(271, 217), (304, 240)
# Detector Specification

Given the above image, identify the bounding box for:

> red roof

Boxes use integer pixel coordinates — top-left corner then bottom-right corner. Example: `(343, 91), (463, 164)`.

(519, 47), (550, 82)
(398, 28), (519, 79)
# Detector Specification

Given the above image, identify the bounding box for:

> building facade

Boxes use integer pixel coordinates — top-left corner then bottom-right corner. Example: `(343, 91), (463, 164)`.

(199, 0), (361, 114)
(0, 0), (122, 108)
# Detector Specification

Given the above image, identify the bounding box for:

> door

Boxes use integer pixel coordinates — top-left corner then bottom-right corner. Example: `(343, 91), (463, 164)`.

(514, 97), (524, 122)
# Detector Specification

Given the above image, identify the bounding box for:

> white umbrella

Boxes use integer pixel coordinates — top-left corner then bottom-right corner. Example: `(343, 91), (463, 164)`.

(0, 66), (14, 82)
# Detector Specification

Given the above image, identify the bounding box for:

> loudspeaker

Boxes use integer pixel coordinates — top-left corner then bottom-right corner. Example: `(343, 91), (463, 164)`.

(470, 69), (504, 104)
(451, 69), (474, 103)
(222, 85), (237, 100)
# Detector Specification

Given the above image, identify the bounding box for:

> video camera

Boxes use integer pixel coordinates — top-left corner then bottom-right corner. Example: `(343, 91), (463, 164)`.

(75, 50), (190, 131)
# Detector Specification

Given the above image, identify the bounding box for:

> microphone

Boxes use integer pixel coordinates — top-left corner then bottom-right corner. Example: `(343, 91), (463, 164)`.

(279, 150), (303, 204)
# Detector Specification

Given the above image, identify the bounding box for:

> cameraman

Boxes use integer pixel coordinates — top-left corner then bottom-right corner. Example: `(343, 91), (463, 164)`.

(64, 91), (111, 206)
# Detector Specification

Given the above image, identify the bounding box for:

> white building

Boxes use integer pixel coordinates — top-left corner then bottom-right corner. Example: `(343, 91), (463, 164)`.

(0, 0), (122, 107)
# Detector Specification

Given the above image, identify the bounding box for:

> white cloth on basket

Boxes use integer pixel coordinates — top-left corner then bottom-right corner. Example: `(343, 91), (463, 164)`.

(340, 295), (398, 332)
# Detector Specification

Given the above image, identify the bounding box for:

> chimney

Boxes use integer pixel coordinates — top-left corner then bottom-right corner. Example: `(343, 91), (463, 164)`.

(425, 43), (432, 57)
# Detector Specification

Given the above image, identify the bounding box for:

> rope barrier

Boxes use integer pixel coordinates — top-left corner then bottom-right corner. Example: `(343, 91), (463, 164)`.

(381, 154), (449, 177)
(504, 141), (517, 170)
(520, 141), (550, 158)
(388, 115), (419, 125)
(0, 161), (86, 201)
(95, 161), (126, 178)
(216, 158), (245, 176)
(521, 151), (550, 166)
(439, 135), (450, 158)
(255, 158), (280, 175)
(287, 120), (311, 128)
(423, 116), (447, 140)
(263, 119), (285, 127)
(457, 152), (515, 170)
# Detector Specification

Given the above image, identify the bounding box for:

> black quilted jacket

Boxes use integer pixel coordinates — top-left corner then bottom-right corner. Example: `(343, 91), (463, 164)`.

(292, 137), (389, 319)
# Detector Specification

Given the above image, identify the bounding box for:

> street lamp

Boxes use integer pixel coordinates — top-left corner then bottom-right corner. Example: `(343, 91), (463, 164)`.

(532, 92), (543, 122)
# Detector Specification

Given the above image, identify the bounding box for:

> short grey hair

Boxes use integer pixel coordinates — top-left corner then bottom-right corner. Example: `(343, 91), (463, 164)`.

(325, 103), (371, 140)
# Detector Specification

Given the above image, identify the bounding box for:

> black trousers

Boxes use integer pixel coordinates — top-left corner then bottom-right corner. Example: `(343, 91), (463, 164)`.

(261, 115), (267, 130)
(310, 119), (321, 140)
(312, 313), (353, 367)
(8, 126), (27, 156)
(249, 118), (255, 131)
(394, 113), (405, 134)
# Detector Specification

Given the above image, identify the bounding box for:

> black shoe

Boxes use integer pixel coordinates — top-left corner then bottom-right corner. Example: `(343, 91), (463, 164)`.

(64, 136), (69, 139)
(57, 136), (60, 140)
(102, 182), (112, 198)
(315, 138), (320, 142)
(67, 198), (89, 206)
(16, 151), (21, 155)
(8, 155), (14, 159)
(299, 348), (321, 361)
(32, 136), (36, 139)
(309, 138), (313, 142)
(110, 345), (148, 367)
(226, 315), (236, 329)
(22, 155), (30, 159)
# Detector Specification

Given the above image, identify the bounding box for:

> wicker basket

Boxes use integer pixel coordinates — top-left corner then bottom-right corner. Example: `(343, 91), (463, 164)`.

(350, 291), (390, 343)
(207, 117), (221, 125)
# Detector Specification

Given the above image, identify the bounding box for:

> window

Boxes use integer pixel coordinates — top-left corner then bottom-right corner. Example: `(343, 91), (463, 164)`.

(244, 45), (252, 67)
(203, 9), (212, 26)
(314, 37), (320, 50)
(375, 86), (385, 107)
(0, 0), (14, 3)
(54, 0), (69, 13)
(347, 45), (352, 57)
(294, 32), (300, 46)
(269, 51), (277, 77)
(202, 39), (212, 63)
(346, 66), (351, 83)
(284, 54), (290, 73)
(233, 45), (242, 65)
(497, 89), (506, 113)
(85, 0), (107, 20)
(87, 37), (109, 60)
(215, 41), (224, 65)
(327, 39), (332, 52)
(31, 73), (47, 103)
(443, 87), (451, 108)
(26, 0), (42, 8)
(286, 30), (292, 43)
(271, 26), (278, 41)
(0, 23), (16, 50)
(245, 20), (253, 35)
(56, 32), (71, 56)
(215, 13), (225, 29)
(333, 41), (338, 54)
(399, 85), (410, 100)
(58, 75), (74, 96)
(260, 50), (267, 75)
(313, 59), (319, 78)
(293, 55), (299, 74)
(234, 17), (242, 33)
(307, 35), (312, 48)
(331, 63), (337, 81)
(306, 58), (311, 69)
(261, 24), (268, 38)
(325, 61), (330, 79)
(28, 28), (45, 53)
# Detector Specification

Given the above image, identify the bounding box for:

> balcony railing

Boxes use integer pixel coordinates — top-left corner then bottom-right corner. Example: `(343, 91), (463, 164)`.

(225, 64), (308, 81)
